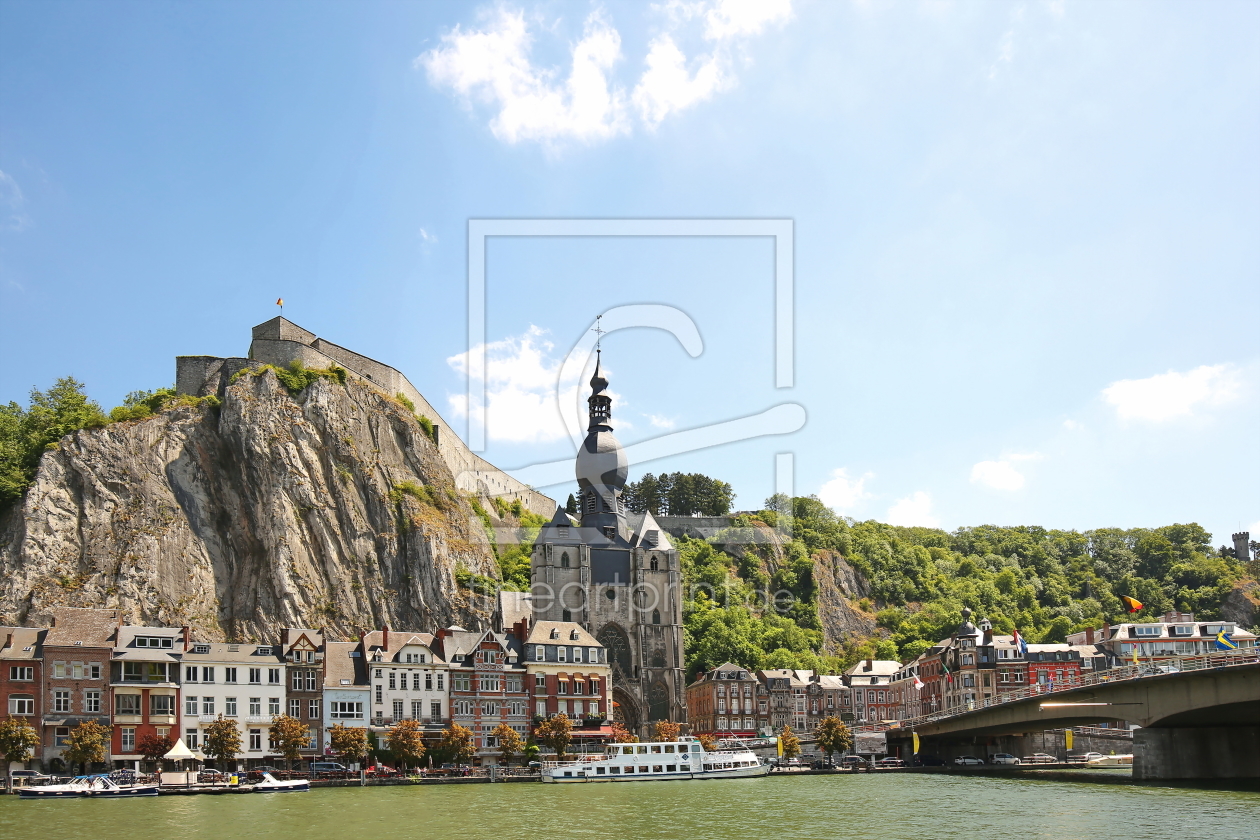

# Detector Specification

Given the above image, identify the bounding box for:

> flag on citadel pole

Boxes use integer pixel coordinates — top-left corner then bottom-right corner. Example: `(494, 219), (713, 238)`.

(276, 298), (283, 306)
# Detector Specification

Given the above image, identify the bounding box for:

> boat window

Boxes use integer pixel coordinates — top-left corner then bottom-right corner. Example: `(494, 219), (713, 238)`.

(704, 764), (712, 771)
(666, 765), (676, 773)
(623, 746), (634, 754)
(653, 765), (663, 773)
(664, 745), (675, 753)
(610, 767), (620, 774)
(563, 771), (572, 777)
(596, 767), (606, 775)
(636, 745), (647, 754)
(651, 745), (662, 754)
(678, 744), (690, 752)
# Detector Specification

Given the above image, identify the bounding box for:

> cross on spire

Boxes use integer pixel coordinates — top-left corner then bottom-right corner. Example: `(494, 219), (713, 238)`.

(592, 314), (605, 352)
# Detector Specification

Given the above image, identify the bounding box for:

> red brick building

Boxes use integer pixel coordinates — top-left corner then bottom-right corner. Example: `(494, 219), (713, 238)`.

(524, 621), (610, 750)
(279, 627), (325, 766)
(685, 663), (759, 738)
(436, 624), (530, 764)
(1, 627), (45, 745)
(40, 608), (118, 771)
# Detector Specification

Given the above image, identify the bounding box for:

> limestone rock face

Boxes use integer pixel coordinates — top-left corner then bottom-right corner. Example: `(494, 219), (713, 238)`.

(1220, 580), (1259, 629)
(813, 549), (877, 647)
(0, 371), (498, 640)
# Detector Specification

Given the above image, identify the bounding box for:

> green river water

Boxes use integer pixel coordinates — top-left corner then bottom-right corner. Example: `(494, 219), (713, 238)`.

(2, 774), (1256, 840)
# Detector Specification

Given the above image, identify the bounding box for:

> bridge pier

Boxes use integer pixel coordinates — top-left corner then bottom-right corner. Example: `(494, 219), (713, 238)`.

(1133, 726), (1260, 780)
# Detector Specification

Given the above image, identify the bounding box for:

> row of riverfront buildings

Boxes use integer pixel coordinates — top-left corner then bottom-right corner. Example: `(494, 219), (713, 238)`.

(0, 607), (613, 770)
(685, 608), (1256, 739)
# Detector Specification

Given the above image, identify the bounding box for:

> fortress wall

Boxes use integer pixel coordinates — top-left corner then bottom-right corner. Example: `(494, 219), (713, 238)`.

(179, 321), (556, 518)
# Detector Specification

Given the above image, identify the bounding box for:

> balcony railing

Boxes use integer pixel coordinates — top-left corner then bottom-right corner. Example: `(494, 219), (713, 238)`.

(370, 717), (449, 728)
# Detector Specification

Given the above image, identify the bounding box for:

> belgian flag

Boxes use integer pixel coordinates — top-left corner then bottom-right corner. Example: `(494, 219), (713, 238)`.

(1121, 596), (1143, 613)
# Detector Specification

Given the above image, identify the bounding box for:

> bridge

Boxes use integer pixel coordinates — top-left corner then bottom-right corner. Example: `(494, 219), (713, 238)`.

(877, 651), (1260, 780)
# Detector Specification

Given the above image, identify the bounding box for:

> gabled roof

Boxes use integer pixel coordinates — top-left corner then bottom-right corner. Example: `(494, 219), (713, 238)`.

(843, 660), (901, 678)
(361, 630), (442, 663)
(439, 627), (523, 663)
(499, 591), (533, 632)
(325, 640), (369, 686)
(43, 607), (120, 648)
(526, 621), (600, 647)
(628, 509), (674, 551)
(0, 627), (46, 660)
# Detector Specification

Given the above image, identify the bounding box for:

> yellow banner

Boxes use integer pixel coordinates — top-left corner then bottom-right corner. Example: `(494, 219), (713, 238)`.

(912, 732), (920, 754)
(1065, 729), (1073, 751)
(776, 737), (783, 757)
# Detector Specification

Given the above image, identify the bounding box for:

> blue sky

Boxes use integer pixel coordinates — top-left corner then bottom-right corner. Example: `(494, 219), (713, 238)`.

(1, 1), (1257, 546)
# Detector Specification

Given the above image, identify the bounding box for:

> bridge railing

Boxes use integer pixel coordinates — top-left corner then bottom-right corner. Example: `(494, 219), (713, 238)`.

(855, 648), (1259, 734)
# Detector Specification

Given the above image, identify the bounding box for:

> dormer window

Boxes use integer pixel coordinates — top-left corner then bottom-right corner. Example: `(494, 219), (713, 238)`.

(603, 526), (615, 540)
(194, 644), (210, 654)
(570, 630), (580, 641)
(1134, 626), (1162, 637)
(550, 629), (559, 640)
(256, 646), (272, 656)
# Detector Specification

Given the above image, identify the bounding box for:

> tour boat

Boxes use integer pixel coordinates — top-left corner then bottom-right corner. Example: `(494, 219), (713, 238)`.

(540, 737), (769, 783)
(253, 772), (310, 792)
(18, 774), (158, 798)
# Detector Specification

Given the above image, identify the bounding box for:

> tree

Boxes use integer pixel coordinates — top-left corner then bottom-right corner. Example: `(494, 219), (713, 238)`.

(136, 731), (174, 772)
(609, 721), (637, 743)
(329, 723), (370, 767)
(534, 713), (573, 758)
(491, 723), (524, 766)
(203, 716), (243, 771)
(625, 472), (734, 516)
(62, 719), (109, 774)
(0, 377), (108, 508)
(438, 723), (476, 765)
(387, 719), (427, 772)
(815, 716), (852, 758)
(653, 720), (681, 742)
(269, 714), (310, 772)
(565, 493), (578, 515)
(522, 741), (540, 764)
(695, 733), (718, 752)
(0, 716), (40, 791)
(779, 726), (801, 759)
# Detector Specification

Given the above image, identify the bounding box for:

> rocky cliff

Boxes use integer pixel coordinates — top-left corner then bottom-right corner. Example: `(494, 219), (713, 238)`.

(0, 369), (499, 641)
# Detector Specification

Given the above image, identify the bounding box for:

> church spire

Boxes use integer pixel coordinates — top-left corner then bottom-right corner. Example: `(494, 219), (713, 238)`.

(587, 318), (612, 431)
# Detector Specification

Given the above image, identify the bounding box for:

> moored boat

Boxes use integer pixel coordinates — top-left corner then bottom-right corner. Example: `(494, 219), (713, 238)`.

(1087, 754), (1133, 766)
(18, 774), (158, 798)
(541, 736), (769, 783)
(253, 772), (310, 792)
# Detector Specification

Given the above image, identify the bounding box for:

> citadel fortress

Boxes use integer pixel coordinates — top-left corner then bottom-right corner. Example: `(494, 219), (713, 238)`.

(176, 316), (556, 517)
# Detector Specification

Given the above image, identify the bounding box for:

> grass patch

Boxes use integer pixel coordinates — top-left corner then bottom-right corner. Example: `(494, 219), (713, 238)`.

(232, 360), (347, 395)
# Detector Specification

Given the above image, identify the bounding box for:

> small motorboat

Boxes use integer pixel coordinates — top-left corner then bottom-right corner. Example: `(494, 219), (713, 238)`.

(19, 774), (158, 798)
(1087, 754), (1133, 766)
(253, 772), (310, 792)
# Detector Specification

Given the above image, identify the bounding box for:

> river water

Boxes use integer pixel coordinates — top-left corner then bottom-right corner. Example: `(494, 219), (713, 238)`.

(2, 774), (1257, 839)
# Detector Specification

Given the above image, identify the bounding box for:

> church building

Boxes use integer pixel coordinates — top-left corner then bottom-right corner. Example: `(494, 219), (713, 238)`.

(529, 351), (686, 737)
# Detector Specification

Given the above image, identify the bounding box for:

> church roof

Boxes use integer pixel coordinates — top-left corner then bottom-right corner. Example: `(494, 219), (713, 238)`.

(628, 509), (674, 551)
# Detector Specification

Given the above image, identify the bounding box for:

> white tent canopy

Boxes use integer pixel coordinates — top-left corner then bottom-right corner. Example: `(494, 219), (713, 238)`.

(163, 738), (196, 761)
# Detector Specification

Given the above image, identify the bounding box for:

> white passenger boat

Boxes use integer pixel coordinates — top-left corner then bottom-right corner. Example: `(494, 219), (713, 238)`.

(1087, 754), (1133, 767)
(541, 737), (769, 783)
(253, 772), (310, 792)
(18, 774), (158, 798)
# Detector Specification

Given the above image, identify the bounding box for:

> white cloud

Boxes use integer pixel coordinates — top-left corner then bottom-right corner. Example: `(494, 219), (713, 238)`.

(418, 8), (629, 145)
(446, 326), (626, 444)
(647, 413), (676, 429)
(971, 460), (1026, 491)
(1101, 364), (1242, 422)
(817, 467), (873, 513)
(419, 1), (791, 145)
(1062, 419), (1082, 431)
(885, 491), (940, 528)
(419, 228), (437, 244)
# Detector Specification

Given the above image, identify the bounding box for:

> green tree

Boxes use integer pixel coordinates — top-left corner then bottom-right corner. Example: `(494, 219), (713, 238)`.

(438, 723), (475, 765)
(268, 715), (310, 772)
(62, 719), (109, 774)
(565, 493), (578, 515)
(329, 723), (370, 766)
(535, 714), (573, 758)
(0, 377), (108, 508)
(0, 716), (41, 791)
(203, 716), (242, 771)
(387, 719), (427, 772)
(491, 723), (524, 766)
(815, 716), (852, 758)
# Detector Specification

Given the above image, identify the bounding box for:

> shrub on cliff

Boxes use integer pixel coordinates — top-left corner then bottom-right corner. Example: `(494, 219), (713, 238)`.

(0, 377), (108, 508)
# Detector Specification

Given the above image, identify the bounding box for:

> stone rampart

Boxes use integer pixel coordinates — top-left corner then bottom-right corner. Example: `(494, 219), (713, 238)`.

(177, 317), (556, 517)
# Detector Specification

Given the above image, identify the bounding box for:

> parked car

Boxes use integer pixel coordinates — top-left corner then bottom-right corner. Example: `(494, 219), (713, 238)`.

(1065, 752), (1104, 764)
(874, 757), (905, 767)
(1022, 753), (1056, 764)
(786, 757), (801, 767)
(810, 758), (835, 770)
(953, 755), (984, 765)
(989, 753), (1021, 765)
(839, 756), (867, 768)
(311, 762), (350, 777)
(912, 754), (945, 767)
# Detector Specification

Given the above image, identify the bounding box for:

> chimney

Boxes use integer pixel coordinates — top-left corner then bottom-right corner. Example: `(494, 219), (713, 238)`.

(864, 659), (873, 672)
(1102, 623), (1111, 641)
(281, 628), (292, 645)
(382, 626), (389, 651)
(1085, 627), (1095, 644)
(181, 626), (191, 651)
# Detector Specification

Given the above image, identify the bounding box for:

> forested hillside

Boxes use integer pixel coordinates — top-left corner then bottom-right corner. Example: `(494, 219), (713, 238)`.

(680, 495), (1254, 679)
